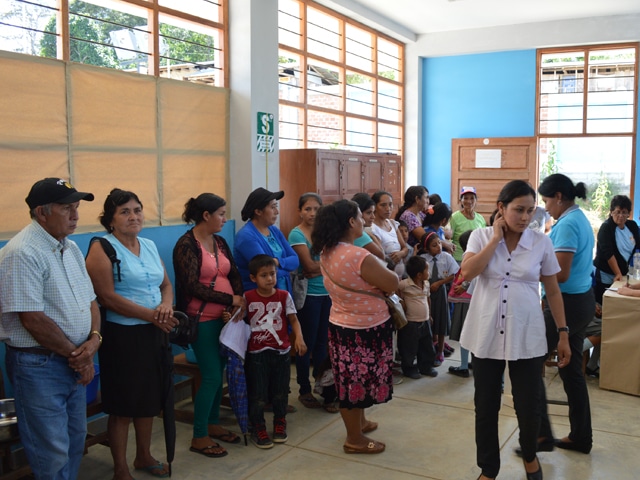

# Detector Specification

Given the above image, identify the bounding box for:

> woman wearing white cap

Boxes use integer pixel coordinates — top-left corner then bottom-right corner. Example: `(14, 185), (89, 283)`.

(450, 186), (487, 263)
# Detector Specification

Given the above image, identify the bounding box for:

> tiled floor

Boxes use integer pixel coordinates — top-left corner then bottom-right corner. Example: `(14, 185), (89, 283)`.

(77, 341), (640, 480)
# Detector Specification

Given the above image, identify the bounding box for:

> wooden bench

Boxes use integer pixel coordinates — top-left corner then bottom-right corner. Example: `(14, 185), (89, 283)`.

(172, 353), (232, 424)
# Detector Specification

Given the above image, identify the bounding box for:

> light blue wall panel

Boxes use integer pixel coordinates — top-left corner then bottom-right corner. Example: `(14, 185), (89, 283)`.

(421, 50), (537, 203)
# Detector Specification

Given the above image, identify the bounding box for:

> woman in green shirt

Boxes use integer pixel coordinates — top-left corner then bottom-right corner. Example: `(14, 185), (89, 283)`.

(450, 186), (486, 263)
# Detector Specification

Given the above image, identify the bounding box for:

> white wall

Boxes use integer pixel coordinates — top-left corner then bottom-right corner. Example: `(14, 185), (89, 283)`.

(229, 0), (280, 225)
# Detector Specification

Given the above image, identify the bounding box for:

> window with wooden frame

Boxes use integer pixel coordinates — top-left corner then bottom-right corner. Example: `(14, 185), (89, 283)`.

(537, 43), (638, 222)
(0, 0), (228, 87)
(278, 0), (404, 155)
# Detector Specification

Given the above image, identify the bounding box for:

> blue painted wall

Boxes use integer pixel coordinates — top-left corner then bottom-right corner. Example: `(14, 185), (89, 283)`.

(421, 49), (538, 203)
(421, 49), (640, 212)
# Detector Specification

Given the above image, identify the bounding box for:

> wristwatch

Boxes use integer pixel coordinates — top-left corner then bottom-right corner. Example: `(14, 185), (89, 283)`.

(557, 326), (570, 334)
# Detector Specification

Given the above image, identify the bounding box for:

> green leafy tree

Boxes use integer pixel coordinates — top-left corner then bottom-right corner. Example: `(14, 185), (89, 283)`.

(590, 172), (612, 220)
(39, 0), (215, 69)
(159, 25), (215, 66)
(540, 139), (559, 181)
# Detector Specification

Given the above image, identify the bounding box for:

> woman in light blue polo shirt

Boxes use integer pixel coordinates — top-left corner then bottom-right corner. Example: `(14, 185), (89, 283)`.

(537, 173), (595, 455)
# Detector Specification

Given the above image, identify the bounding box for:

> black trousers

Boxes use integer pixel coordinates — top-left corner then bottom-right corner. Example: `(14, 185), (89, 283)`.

(397, 321), (435, 374)
(473, 355), (546, 479)
(246, 350), (291, 427)
(539, 289), (594, 446)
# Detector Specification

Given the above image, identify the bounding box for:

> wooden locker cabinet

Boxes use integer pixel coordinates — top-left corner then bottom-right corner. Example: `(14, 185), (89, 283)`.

(279, 149), (402, 236)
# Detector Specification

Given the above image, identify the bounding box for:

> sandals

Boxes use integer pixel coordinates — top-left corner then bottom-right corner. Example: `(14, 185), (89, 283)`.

(298, 393), (322, 408)
(322, 402), (339, 413)
(209, 429), (241, 444)
(343, 440), (385, 454)
(361, 421), (378, 434)
(134, 462), (170, 478)
(189, 441), (228, 458)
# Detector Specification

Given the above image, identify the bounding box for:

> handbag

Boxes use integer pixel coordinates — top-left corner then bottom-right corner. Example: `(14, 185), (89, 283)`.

(321, 264), (408, 330)
(169, 310), (198, 347)
(291, 271), (308, 309)
(170, 238), (220, 347)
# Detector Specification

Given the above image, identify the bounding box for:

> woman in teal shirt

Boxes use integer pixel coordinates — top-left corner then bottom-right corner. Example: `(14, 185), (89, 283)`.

(288, 193), (334, 411)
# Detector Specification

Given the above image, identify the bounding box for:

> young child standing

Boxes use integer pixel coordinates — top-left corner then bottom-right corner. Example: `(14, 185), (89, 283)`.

(448, 229), (474, 378)
(397, 256), (438, 378)
(243, 254), (307, 449)
(418, 232), (459, 366)
(422, 202), (456, 255)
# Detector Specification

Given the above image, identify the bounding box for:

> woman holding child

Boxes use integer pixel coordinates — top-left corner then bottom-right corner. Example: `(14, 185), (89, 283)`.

(396, 185), (430, 247)
(173, 193), (245, 458)
(312, 199), (399, 454)
(371, 190), (409, 277)
(460, 180), (570, 480)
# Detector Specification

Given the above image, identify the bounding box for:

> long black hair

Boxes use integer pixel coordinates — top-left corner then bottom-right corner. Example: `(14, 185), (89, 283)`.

(395, 185), (428, 221)
(422, 202), (452, 228)
(311, 200), (359, 255)
(182, 193), (226, 224)
(538, 173), (587, 201)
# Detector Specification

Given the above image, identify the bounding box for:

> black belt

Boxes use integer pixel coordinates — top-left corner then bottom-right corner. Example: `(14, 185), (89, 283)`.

(8, 346), (55, 356)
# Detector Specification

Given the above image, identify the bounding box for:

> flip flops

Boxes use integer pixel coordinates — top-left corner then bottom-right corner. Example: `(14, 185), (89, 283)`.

(298, 393), (322, 408)
(322, 402), (339, 413)
(361, 421), (378, 434)
(189, 442), (228, 458)
(134, 462), (170, 477)
(209, 430), (241, 444)
(343, 440), (385, 454)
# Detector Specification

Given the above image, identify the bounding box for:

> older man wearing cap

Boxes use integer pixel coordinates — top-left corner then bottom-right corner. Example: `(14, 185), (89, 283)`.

(0, 178), (100, 480)
(234, 187), (299, 292)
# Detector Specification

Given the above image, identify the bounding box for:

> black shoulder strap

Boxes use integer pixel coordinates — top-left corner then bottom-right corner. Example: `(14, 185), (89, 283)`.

(90, 236), (121, 282)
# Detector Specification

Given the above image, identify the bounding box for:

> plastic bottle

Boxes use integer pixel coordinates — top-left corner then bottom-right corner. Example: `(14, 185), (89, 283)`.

(634, 249), (640, 280)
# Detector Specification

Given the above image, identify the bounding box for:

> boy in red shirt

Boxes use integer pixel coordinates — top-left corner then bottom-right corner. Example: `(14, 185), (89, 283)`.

(244, 254), (306, 448)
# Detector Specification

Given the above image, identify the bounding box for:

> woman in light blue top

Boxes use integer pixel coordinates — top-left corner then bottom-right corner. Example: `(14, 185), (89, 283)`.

(86, 189), (177, 480)
(288, 193), (334, 411)
(537, 174), (595, 455)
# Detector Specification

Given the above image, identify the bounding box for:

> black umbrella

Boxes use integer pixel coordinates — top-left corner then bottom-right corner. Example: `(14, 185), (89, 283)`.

(161, 335), (176, 476)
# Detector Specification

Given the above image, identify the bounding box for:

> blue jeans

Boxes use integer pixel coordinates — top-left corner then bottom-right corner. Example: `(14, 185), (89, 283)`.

(295, 294), (331, 395)
(6, 348), (86, 480)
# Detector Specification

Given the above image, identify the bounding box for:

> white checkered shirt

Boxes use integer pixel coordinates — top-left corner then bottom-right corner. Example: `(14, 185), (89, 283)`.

(0, 221), (96, 347)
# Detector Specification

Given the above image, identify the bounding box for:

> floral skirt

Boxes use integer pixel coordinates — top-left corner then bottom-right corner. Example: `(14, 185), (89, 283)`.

(328, 319), (393, 409)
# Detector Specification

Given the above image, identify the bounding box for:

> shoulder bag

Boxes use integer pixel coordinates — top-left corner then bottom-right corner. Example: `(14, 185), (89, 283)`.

(170, 238), (219, 347)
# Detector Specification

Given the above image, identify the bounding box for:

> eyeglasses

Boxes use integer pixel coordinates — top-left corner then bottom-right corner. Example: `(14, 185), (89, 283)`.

(612, 211), (630, 218)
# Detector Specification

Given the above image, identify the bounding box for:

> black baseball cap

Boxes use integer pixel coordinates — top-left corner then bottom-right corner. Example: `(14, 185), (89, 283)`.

(26, 178), (95, 209)
(241, 187), (284, 221)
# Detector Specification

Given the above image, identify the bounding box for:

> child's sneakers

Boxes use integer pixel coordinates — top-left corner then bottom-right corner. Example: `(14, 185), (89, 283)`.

(250, 424), (274, 449)
(434, 352), (444, 366)
(273, 417), (288, 443)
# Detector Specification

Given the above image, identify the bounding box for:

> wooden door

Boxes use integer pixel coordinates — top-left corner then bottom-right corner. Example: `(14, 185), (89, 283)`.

(362, 156), (384, 196)
(318, 152), (343, 203)
(451, 137), (538, 221)
(342, 155), (364, 199)
(382, 155), (402, 213)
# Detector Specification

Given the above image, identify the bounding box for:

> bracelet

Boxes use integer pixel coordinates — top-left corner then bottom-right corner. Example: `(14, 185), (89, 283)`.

(557, 326), (570, 334)
(90, 330), (103, 345)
